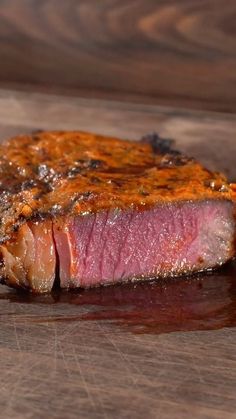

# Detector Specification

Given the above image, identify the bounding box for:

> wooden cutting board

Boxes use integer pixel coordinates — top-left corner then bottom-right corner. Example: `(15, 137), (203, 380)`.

(0, 89), (236, 419)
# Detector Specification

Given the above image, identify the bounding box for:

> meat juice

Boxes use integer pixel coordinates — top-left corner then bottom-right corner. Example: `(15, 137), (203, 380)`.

(1, 261), (236, 335)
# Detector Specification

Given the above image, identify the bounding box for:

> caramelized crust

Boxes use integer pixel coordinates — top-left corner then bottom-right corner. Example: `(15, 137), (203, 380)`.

(0, 131), (235, 244)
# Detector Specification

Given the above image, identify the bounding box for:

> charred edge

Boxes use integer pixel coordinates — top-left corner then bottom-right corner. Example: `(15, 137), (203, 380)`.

(158, 154), (194, 168)
(0, 234), (10, 245)
(141, 132), (179, 155)
(51, 222), (60, 290)
(66, 159), (105, 178)
(29, 191), (95, 223)
(32, 160), (105, 188)
(31, 129), (45, 136)
(24, 208), (66, 226)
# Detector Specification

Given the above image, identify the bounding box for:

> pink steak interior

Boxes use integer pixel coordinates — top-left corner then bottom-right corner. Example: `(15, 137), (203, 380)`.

(2, 200), (234, 292)
(53, 200), (235, 289)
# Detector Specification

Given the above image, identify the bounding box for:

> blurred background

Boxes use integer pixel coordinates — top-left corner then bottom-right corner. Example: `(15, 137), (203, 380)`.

(0, 0), (236, 113)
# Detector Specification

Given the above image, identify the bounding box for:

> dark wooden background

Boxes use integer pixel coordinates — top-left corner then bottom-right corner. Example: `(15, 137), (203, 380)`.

(0, 0), (236, 112)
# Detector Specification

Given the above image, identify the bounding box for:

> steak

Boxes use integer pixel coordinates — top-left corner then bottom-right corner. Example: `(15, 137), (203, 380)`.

(0, 131), (235, 293)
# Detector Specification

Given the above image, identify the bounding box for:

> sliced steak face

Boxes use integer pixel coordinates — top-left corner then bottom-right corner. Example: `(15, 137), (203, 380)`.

(53, 200), (235, 289)
(0, 221), (56, 292)
(0, 131), (235, 292)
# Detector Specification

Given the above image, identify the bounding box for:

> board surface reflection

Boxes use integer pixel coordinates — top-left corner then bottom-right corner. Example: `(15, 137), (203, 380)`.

(1, 262), (236, 335)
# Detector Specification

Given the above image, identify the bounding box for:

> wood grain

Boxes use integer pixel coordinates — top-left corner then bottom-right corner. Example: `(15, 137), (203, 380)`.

(0, 0), (236, 112)
(0, 89), (235, 418)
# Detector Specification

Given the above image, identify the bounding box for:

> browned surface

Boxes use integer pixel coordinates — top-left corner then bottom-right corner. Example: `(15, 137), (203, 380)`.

(0, 130), (234, 243)
(0, 0), (236, 112)
(0, 89), (236, 418)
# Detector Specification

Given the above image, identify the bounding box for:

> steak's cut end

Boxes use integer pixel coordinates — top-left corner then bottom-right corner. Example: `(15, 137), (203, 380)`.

(0, 220), (56, 293)
(53, 200), (235, 290)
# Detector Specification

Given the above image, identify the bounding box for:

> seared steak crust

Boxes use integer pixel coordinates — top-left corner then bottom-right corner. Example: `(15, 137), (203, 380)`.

(0, 131), (234, 239)
(0, 131), (235, 292)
